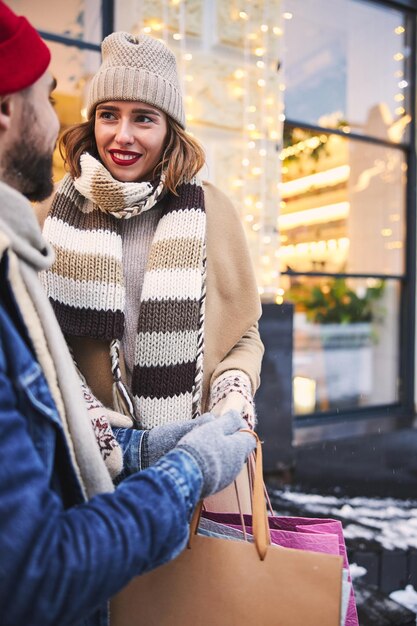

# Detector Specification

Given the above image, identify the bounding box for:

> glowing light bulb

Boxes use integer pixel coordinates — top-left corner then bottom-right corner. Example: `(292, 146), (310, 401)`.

(234, 69), (246, 79)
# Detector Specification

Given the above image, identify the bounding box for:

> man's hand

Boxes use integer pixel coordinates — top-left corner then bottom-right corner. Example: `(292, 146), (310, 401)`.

(143, 414), (214, 467)
(175, 412), (256, 498)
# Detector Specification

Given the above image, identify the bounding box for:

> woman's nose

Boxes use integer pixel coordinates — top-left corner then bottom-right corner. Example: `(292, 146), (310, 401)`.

(115, 120), (134, 145)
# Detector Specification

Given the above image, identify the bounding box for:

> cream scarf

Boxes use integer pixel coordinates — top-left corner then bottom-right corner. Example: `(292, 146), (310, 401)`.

(0, 181), (116, 497)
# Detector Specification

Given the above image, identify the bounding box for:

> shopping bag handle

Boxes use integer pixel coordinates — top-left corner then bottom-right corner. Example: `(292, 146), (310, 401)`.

(240, 430), (270, 560)
(190, 430), (270, 561)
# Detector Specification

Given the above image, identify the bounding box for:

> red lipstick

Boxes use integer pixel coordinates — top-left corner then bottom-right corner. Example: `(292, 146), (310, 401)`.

(109, 149), (141, 166)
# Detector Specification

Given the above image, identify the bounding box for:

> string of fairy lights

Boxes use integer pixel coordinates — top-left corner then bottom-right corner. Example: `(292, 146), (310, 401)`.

(81, 2), (409, 305)
(131, 0), (285, 304)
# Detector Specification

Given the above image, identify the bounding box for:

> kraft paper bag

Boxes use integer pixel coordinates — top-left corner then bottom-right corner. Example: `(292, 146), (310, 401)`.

(110, 434), (343, 626)
(203, 513), (358, 626)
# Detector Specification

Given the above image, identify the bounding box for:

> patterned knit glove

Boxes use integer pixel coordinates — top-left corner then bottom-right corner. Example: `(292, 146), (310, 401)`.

(176, 412), (256, 498)
(141, 414), (214, 468)
(79, 378), (123, 479)
(209, 370), (257, 429)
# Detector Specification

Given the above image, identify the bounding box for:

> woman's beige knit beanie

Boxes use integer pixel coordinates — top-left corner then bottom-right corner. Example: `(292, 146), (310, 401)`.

(86, 31), (185, 128)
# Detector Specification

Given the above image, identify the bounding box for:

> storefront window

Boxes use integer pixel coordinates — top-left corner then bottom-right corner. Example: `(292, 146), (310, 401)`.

(9, 0), (102, 43)
(281, 0), (412, 420)
(283, 0), (411, 143)
(289, 276), (400, 414)
(46, 43), (101, 181)
(279, 128), (406, 276)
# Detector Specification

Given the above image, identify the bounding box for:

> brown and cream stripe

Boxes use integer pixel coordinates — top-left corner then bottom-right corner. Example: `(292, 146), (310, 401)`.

(41, 156), (206, 429)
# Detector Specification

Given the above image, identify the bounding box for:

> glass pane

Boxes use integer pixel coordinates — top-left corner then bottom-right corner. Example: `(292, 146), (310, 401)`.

(283, 0), (412, 143)
(287, 277), (400, 414)
(8, 0), (102, 44)
(46, 43), (101, 181)
(115, 0), (203, 39)
(279, 126), (406, 276)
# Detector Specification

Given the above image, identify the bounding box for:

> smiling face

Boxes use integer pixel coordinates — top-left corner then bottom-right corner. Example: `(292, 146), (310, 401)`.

(94, 101), (168, 183)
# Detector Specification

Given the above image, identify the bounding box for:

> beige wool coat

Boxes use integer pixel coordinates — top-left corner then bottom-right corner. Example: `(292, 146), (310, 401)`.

(36, 180), (264, 413)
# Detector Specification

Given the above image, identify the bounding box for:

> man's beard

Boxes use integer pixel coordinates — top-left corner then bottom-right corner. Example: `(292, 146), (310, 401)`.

(3, 101), (55, 202)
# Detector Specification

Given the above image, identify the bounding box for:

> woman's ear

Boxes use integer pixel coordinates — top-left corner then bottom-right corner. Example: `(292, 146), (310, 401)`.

(0, 95), (12, 131)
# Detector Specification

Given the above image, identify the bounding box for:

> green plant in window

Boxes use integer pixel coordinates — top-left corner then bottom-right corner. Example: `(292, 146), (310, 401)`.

(288, 278), (385, 324)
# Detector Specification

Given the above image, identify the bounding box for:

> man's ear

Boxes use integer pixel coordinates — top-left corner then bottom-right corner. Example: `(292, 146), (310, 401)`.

(0, 95), (13, 131)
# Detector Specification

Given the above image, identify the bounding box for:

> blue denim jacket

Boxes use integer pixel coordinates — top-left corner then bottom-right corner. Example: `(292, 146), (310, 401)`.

(0, 253), (203, 626)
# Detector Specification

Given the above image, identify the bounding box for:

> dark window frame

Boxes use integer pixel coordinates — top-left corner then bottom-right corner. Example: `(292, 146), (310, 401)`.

(284, 0), (417, 427)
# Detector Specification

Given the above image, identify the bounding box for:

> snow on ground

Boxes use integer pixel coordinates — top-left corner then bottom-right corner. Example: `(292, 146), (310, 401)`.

(390, 586), (417, 624)
(272, 490), (417, 550)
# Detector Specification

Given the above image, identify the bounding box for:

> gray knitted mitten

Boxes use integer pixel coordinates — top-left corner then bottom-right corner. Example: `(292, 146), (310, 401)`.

(143, 414), (214, 468)
(176, 412), (256, 498)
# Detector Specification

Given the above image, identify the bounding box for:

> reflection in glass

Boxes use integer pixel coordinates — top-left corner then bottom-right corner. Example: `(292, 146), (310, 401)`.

(283, 0), (411, 143)
(8, 0), (102, 44)
(288, 277), (400, 414)
(279, 126), (406, 276)
(43, 43), (101, 181)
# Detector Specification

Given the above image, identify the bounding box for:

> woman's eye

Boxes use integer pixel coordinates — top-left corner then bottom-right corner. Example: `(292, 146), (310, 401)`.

(98, 111), (115, 120)
(137, 115), (153, 123)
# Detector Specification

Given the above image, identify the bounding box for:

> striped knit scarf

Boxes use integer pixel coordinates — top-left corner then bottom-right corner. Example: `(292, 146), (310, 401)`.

(41, 153), (206, 430)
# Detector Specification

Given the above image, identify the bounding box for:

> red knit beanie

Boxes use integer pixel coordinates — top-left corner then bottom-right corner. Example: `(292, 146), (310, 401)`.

(0, 0), (51, 95)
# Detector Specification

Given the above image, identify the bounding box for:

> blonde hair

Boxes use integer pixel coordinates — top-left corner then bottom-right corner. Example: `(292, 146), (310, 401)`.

(59, 112), (205, 194)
